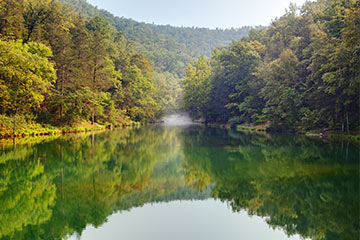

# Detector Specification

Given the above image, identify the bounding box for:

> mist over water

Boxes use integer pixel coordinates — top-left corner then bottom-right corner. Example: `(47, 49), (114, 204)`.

(161, 113), (195, 126)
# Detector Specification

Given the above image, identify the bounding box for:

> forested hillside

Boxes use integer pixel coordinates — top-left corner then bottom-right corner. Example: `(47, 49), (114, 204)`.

(182, 0), (359, 133)
(0, 0), (171, 136)
(58, 0), (253, 76)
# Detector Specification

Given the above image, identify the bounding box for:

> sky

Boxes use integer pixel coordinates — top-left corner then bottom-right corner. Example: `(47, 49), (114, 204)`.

(86, 0), (308, 29)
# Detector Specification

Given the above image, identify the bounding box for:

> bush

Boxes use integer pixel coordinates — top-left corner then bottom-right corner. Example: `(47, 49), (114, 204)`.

(0, 114), (27, 134)
(228, 116), (244, 129)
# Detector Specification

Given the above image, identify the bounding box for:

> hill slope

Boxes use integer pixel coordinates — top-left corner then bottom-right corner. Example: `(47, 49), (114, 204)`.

(58, 0), (254, 76)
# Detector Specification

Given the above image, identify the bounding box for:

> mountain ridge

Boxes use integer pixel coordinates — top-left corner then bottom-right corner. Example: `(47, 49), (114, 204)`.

(58, 0), (256, 76)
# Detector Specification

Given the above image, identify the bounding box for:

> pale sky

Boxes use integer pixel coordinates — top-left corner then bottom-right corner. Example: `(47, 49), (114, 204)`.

(87, 0), (308, 29)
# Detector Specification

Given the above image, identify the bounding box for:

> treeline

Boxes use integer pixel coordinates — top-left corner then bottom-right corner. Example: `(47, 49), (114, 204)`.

(183, 0), (359, 133)
(58, 0), (254, 76)
(0, 0), (172, 131)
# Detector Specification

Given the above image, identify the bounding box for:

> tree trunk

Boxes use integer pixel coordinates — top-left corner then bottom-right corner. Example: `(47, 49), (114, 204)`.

(346, 111), (350, 134)
(60, 68), (65, 123)
(92, 108), (95, 125)
(341, 116), (344, 132)
(60, 104), (63, 123)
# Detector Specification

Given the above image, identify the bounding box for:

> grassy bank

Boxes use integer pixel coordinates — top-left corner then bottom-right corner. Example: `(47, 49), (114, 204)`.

(0, 114), (140, 139)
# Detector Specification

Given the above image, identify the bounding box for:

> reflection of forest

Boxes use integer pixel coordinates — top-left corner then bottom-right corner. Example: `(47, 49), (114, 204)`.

(183, 128), (360, 240)
(0, 127), (209, 240)
(0, 127), (358, 240)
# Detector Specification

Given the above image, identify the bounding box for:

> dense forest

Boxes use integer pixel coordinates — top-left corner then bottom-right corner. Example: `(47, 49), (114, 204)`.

(0, 0), (359, 136)
(182, 0), (359, 133)
(0, 0), (174, 135)
(0, 0), (255, 136)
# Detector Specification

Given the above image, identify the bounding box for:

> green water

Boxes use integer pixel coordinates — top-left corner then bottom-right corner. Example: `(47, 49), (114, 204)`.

(0, 125), (359, 240)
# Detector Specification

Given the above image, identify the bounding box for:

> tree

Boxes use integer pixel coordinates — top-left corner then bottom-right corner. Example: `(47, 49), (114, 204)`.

(124, 65), (159, 122)
(182, 56), (212, 119)
(85, 16), (119, 125)
(0, 40), (56, 132)
(257, 49), (300, 131)
(0, 0), (26, 39)
(207, 41), (260, 123)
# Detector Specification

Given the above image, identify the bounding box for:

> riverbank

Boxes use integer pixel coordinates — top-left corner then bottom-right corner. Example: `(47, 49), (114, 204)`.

(206, 122), (360, 142)
(305, 132), (360, 142)
(248, 125), (359, 142)
(206, 122), (269, 132)
(0, 116), (140, 139)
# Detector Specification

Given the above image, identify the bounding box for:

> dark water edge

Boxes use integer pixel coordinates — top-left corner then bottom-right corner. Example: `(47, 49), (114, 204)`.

(0, 125), (359, 240)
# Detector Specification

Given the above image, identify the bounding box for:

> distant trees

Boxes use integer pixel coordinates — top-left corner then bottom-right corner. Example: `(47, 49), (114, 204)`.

(182, 0), (360, 132)
(58, 0), (254, 77)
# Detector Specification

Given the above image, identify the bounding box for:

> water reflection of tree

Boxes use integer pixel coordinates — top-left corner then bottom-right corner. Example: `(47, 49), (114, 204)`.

(0, 127), (208, 240)
(182, 128), (359, 240)
(0, 146), (56, 239)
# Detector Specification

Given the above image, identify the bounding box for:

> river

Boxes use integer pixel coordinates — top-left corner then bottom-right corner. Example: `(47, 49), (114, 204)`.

(0, 123), (359, 240)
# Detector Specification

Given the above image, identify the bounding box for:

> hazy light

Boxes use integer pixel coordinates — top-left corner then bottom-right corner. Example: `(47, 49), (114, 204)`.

(162, 113), (195, 126)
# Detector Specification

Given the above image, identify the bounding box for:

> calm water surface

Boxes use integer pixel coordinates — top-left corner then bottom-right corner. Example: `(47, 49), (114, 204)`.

(0, 124), (359, 240)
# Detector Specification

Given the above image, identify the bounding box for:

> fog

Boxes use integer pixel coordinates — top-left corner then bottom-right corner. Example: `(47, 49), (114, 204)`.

(162, 113), (194, 126)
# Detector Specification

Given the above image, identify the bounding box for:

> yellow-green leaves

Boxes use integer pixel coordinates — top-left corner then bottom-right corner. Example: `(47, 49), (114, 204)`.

(182, 56), (212, 119)
(0, 40), (56, 114)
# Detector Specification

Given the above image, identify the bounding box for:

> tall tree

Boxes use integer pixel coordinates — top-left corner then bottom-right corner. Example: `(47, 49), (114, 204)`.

(85, 16), (119, 124)
(182, 56), (212, 119)
(0, 40), (56, 132)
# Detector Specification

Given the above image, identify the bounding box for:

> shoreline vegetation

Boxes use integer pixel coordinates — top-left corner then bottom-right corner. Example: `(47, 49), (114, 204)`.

(206, 121), (360, 142)
(1, 114), (358, 144)
(0, 115), (141, 139)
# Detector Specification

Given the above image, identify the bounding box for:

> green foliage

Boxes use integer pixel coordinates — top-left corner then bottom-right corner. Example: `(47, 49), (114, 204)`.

(0, 0), (25, 39)
(1, 0), (358, 134)
(124, 65), (160, 122)
(58, 0), (254, 77)
(0, 40), (56, 115)
(182, 56), (212, 119)
(53, 0), (256, 120)
(182, 0), (359, 132)
(0, 0), (168, 132)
